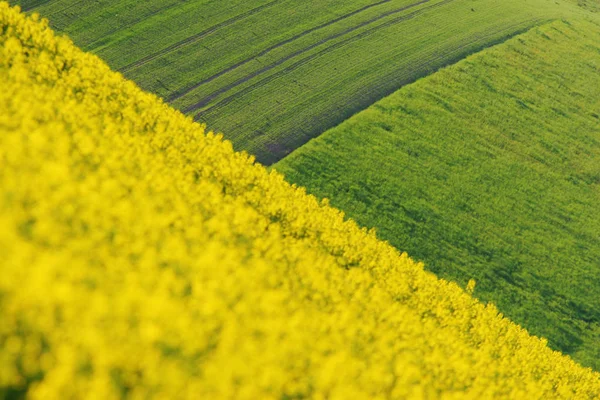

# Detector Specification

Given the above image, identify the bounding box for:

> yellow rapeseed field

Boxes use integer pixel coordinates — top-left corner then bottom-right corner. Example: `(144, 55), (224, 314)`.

(1, 3), (599, 399)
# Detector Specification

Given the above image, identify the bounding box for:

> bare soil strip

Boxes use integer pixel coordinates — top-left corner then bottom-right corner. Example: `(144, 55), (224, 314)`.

(167, 0), (393, 102)
(184, 0), (440, 114)
(119, 0), (285, 73)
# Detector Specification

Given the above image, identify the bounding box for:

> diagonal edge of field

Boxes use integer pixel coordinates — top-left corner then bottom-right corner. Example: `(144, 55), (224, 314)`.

(272, 16), (600, 370)
(256, 18), (546, 165)
(199, 6), (572, 166)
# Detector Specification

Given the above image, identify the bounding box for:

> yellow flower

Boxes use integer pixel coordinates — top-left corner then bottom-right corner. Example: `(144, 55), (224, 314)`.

(467, 278), (477, 294)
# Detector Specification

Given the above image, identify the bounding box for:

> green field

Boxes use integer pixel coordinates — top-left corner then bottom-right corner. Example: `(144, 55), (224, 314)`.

(15, 0), (588, 164)
(576, 0), (600, 12)
(275, 18), (600, 370)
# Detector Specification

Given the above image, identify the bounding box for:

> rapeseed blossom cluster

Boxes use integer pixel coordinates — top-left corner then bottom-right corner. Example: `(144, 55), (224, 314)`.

(1, 3), (599, 398)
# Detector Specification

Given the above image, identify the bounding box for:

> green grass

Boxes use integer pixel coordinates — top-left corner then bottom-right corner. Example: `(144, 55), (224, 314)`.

(275, 18), (600, 370)
(574, 0), (600, 12)
(14, 0), (588, 164)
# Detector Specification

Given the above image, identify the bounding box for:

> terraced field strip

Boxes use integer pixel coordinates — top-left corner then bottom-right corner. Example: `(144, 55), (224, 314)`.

(274, 17), (600, 370)
(16, 0), (587, 164)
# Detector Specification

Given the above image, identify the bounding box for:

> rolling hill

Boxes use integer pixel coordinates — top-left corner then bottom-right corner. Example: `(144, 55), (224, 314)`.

(275, 17), (600, 370)
(13, 0), (590, 163)
(3, 3), (600, 398)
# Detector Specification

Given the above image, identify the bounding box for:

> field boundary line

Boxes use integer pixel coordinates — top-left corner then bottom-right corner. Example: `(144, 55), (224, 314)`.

(119, 0), (285, 73)
(266, 18), (550, 164)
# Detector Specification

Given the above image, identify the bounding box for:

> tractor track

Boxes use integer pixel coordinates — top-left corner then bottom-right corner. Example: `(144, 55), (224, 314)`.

(184, 0), (446, 115)
(21, 0), (84, 17)
(84, 1), (184, 51)
(20, 0), (53, 12)
(253, 18), (545, 164)
(119, 0), (285, 73)
(167, 0), (393, 102)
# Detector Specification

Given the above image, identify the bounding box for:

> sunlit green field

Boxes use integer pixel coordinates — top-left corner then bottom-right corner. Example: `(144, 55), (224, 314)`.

(15, 0), (588, 163)
(275, 18), (600, 370)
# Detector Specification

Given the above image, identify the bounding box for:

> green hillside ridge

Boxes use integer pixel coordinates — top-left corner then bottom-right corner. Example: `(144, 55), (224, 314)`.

(275, 18), (600, 370)
(13, 0), (589, 164)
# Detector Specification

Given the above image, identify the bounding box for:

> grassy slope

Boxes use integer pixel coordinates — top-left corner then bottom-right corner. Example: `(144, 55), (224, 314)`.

(575, 0), (600, 12)
(275, 18), (600, 370)
(13, 0), (587, 164)
(5, 4), (600, 397)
